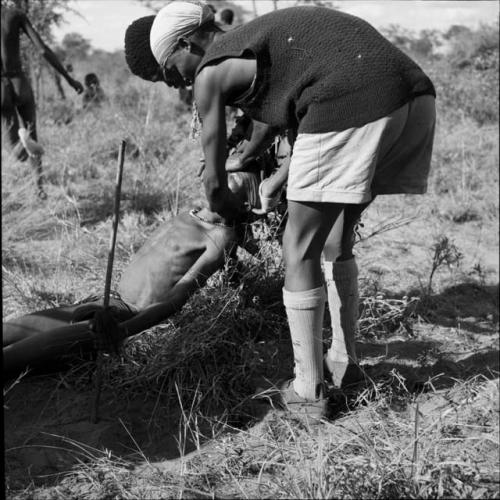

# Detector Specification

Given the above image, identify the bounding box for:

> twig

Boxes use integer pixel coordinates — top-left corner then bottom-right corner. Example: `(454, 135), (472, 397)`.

(91, 139), (126, 424)
(412, 403), (420, 480)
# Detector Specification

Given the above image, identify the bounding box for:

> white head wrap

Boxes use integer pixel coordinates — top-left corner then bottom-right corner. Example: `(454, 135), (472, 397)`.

(150, 0), (214, 67)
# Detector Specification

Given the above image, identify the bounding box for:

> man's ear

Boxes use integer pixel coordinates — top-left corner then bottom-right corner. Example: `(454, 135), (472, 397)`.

(178, 37), (191, 51)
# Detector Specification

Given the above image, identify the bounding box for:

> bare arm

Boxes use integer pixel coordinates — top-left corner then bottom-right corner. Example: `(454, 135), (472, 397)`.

(232, 121), (280, 170)
(20, 14), (83, 94)
(195, 66), (245, 220)
(196, 67), (229, 213)
(261, 157), (290, 197)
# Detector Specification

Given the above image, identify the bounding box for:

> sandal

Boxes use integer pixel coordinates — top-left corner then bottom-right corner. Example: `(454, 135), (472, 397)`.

(324, 357), (366, 388)
(256, 378), (327, 422)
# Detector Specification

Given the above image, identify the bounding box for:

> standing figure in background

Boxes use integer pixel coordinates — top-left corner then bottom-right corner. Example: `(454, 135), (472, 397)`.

(1, 6), (83, 198)
(82, 72), (106, 110)
(218, 8), (234, 28)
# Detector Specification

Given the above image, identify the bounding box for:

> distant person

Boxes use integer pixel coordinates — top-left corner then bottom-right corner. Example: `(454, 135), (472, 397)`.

(82, 72), (107, 110)
(219, 8), (234, 27)
(1, 6), (83, 199)
(126, 1), (436, 422)
(3, 170), (261, 381)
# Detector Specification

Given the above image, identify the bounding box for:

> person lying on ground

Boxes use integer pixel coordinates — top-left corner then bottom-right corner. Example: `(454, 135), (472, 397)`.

(125, 1), (436, 421)
(1, 5), (83, 199)
(3, 171), (261, 381)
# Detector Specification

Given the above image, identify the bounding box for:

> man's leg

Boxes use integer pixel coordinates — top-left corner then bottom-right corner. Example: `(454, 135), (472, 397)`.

(3, 312), (93, 380)
(323, 201), (372, 387)
(1, 78), (28, 161)
(282, 200), (344, 404)
(17, 77), (46, 198)
(3, 298), (137, 379)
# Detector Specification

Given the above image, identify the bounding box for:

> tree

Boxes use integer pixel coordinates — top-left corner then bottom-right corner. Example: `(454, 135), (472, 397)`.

(61, 32), (92, 60)
(1, 0), (75, 102)
(136, 0), (252, 24)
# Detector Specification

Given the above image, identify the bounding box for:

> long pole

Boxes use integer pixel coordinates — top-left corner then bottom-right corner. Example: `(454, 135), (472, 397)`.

(91, 139), (127, 424)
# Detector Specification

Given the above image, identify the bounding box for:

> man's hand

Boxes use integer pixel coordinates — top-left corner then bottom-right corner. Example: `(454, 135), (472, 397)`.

(252, 177), (283, 215)
(225, 155), (243, 172)
(70, 78), (84, 94)
(90, 307), (124, 355)
(218, 188), (249, 223)
(225, 154), (261, 173)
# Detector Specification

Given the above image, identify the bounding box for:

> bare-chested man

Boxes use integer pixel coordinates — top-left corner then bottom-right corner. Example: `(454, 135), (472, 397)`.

(1, 5), (83, 198)
(3, 171), (261, 380)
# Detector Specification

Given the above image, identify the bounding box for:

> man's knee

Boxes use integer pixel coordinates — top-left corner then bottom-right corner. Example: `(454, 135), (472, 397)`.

(283, 225), (321, 269)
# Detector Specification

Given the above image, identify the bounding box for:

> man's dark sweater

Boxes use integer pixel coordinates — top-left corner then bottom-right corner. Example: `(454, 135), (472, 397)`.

(197, 6), (435, 133)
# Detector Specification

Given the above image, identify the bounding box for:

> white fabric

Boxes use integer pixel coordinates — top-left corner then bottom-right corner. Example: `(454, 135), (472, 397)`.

(283, 286), (325, 400)
(150, 1), (214, 67)
(287, 95), (436, 204)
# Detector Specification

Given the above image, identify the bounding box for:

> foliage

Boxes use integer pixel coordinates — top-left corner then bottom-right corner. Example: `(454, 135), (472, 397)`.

(444, 22), (499, 68)
(136, 0), (250, 24)
(1, 0), (77, 102)
(60, 32), (92, 60)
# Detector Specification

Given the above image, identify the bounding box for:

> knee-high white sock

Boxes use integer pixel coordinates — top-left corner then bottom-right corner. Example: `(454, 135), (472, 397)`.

(283, 286), (325, 400)
(324, 258), (359, 384)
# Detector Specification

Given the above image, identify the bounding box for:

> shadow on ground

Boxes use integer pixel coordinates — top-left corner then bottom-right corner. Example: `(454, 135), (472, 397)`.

(416, 282), (498, 333)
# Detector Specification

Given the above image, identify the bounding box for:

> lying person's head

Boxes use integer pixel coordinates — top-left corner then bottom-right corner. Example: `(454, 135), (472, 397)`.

(227, 171), (260, 212)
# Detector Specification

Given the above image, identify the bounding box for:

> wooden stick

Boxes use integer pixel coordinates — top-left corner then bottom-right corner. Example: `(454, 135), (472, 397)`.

(411, 402), (420, 480)
(91, 139), (127, 424)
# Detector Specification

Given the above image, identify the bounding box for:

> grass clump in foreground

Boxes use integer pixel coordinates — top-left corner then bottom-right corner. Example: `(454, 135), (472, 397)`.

(9, 372), (498, 499)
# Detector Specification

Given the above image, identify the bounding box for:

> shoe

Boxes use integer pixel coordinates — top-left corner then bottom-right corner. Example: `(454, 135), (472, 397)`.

(272, 379), (327, 422)
(324, 358), (365, 388)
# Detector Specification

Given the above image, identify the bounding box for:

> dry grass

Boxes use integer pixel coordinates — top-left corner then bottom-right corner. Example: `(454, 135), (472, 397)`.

(3, 29), (499, 500)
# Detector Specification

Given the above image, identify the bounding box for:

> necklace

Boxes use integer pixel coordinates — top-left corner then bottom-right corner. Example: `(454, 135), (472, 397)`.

(189, 208), (233, 228)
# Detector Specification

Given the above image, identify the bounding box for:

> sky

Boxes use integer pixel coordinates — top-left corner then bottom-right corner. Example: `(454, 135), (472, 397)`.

(52, 0), (500, 52)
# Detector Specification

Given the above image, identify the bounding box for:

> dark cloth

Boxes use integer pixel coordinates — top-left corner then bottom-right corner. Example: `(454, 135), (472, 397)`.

(196, 6), (435, 133)
(71, 291), (138, 323)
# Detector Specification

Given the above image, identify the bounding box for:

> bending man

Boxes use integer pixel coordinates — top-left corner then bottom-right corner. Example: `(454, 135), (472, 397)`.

(125, 1), (436, 420)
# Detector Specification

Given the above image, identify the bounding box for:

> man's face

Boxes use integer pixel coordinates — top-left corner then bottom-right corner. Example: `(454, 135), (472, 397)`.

(162, 39), (202, 89)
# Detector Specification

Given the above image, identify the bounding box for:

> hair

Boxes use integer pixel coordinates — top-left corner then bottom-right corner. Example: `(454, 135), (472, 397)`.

(84, 73), (99, 86)
(219, 8), (234, 25)
(124, 15), (159, 81)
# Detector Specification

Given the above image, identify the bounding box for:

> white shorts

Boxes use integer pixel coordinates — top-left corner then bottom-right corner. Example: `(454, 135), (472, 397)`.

(287, 95), (436, 204)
